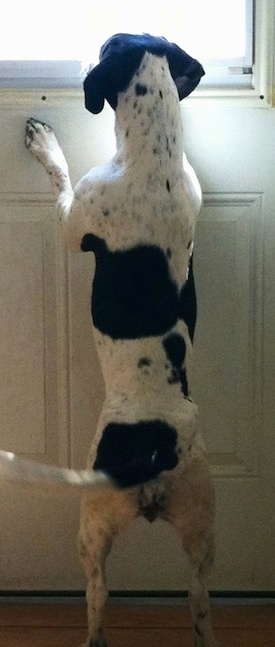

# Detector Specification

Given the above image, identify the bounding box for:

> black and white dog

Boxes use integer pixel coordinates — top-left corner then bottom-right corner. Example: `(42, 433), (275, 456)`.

(5, 33), (217, 647)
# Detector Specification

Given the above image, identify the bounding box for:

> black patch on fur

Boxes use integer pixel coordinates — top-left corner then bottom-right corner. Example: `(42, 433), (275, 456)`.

(163, 333), (189, 396)
(139, 490), (166, 522)
(135, 83), (148, 96)
(197, 610), (208, 621)
(179, 256), (197, 342)
(88, 630), (107, 647)
(81, 234), (179, 340)
(194, 623), (204, 637)
(138, 357), (151, 368)
(166, 179), (171, 192)
(166, 136), (172, 157)
(93, 419), (178, 487)
(163, 333), (186, 367)
(168, 367), (189, 396)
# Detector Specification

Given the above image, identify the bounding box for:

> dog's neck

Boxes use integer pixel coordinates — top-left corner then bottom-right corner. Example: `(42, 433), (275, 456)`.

(114, 53), (184, 167)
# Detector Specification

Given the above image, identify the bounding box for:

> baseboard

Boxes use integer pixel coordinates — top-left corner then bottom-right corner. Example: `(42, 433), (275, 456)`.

(0, 590), (274, 605)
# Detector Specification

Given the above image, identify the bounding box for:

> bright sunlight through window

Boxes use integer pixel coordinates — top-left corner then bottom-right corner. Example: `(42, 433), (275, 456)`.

(0, 1), (253, 88)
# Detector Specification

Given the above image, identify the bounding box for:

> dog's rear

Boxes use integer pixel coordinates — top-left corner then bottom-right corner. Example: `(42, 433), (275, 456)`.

(22, 33), (217, 646)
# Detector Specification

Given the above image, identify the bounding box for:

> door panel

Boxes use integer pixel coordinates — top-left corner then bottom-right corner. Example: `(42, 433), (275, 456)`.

(0, 97), (274, 591)
(194, 193), (263, 478)
(0, 200), (59, 461)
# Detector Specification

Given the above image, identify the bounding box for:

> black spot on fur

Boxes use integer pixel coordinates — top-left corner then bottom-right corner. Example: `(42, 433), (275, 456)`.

(135, 83), (148, 96)
(81, 234), (103, 253)
(163, 333), (186, 368)
(139, 490), (166, 522)
(166, 247), (172, 259)
(179, 256), (197, 342)
(181, 370), (189, 397)
(80, 234), (179, 340)
(166, 179), (171, 192)
(88, 629), (107, 647)
(194, 623), (204, 637)
(126, 128), (130, 137)
(166, 136), (172, 157)
(167, 367), (189, 396)
(102, 207), (110, 216)
(197, 610), (208, 621)
(138, 357), (152, 368)
(163, 333), (189, 396)
(93, 420), (179, 487)
(159, 90), (163, 99)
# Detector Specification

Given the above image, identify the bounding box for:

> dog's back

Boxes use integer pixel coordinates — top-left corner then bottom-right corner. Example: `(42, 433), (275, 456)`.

(65, 38), (204, 487)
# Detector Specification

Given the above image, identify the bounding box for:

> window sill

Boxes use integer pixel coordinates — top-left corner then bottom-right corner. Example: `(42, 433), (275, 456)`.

(0, 88), (84, 109)
(0, 85), (273, 111)
(188, 85), (274, 108)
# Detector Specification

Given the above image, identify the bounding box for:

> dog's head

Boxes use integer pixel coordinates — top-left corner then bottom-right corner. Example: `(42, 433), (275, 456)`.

(84, 33), (205, 114)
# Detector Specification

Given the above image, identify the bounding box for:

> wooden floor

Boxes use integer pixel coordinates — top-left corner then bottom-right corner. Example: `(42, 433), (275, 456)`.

(0, 602), (274, 646)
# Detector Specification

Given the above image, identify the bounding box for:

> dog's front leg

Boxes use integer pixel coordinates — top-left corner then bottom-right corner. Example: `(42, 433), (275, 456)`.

(25, 118), (74, 220)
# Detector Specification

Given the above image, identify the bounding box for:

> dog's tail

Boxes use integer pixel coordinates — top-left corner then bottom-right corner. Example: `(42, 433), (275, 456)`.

(0, 450), (113, 491)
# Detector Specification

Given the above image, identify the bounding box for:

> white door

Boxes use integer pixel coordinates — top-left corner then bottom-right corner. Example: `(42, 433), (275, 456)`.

(0, 23), (275, 593)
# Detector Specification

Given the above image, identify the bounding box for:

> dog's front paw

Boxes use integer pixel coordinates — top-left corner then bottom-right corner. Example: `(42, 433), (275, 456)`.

(25, 117), (66, 171)
(25, 117), (54, 156)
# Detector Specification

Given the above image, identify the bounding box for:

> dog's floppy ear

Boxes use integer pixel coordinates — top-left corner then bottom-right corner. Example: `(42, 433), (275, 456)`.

(165, 43), (205, 100)
(83, 61), (109, 114)
(84, 34), (146, 114)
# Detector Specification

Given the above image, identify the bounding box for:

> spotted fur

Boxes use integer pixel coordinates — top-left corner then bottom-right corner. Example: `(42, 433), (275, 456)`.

(24, 33), (217, 647)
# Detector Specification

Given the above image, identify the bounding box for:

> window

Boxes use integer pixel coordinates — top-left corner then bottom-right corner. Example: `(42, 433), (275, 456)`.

(0, 1), (260, 94)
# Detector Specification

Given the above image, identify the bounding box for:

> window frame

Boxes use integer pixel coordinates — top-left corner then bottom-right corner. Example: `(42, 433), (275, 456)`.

(198, 0), (254, 90)
(0, 0), (273, 107)
(193, 0), (274, 106)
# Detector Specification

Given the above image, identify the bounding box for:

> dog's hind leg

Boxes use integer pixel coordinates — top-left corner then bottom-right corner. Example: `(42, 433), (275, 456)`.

(78, 522), (111, 647)
(167, 459), (218, 647)
(184, 530), (218, 647)
(78, 489), (138, 647)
